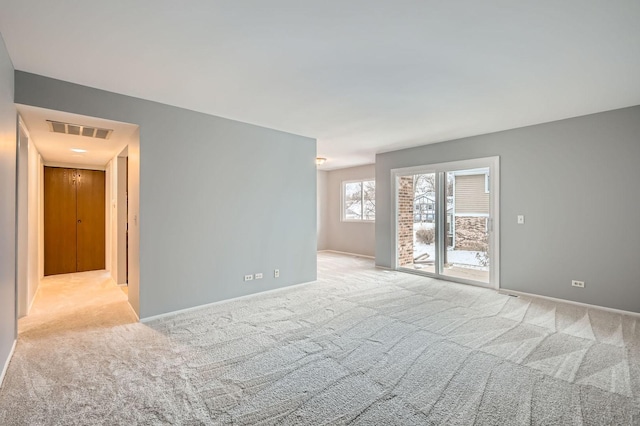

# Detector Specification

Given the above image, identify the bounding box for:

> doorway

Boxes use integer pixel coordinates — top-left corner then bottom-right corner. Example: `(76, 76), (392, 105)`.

(393, 157), (500, 288)
(15, 105), (141, 318)
(44, 167), (105, 275)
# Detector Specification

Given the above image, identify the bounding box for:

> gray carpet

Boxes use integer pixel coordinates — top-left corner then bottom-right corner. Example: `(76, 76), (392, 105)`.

(1, 253), (639, 425)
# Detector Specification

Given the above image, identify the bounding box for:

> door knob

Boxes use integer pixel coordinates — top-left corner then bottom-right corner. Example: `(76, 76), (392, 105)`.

(78, 219), (82, 224)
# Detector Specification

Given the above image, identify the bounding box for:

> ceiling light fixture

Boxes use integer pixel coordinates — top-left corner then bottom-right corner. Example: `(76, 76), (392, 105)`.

(71, 148), (87, 153)
(315, 157), (327, 165)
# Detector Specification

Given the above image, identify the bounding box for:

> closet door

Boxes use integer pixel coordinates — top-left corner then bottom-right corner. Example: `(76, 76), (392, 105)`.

(44, 167), (77, 275)
(76, 169), (105, 272)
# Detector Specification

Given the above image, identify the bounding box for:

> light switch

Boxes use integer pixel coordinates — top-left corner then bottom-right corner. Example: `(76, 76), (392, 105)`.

(517, 215), (525, 225)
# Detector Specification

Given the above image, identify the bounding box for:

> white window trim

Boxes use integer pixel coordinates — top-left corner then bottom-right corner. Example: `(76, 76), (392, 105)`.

(453, 213), (490, 217)
(341, 178), (375, 222)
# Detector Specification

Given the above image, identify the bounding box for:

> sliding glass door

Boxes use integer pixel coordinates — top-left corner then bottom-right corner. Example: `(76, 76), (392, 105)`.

(393, 158), (499, 288)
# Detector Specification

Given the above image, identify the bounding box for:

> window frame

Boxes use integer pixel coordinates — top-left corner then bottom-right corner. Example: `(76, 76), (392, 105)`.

(341, 178), (376, 222)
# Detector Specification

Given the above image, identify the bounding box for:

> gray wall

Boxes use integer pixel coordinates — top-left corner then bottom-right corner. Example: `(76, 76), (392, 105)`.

(376, 106), (640, 313)
(15, 71), (317, 319)
(0, 34), (16, 380)
(325, 164), (376, 257)
(317, 170), (329, 251)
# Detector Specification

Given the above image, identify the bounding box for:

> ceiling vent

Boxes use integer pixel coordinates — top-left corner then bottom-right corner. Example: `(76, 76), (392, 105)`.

(47, 120), (113, 139)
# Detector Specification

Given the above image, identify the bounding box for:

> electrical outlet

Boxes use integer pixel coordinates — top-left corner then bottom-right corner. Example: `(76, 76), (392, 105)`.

(244, 275), (253, 281)
(274, 269), (280, 278)
(517, 215), (525, 224)
(571, 280), (585, 288)
(255, 273), (263, 279)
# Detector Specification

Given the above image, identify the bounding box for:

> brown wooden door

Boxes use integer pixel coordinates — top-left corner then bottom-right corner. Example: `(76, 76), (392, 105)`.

(76, 169), (105, 272)
(44, 167), (78, 275)
(44, 167), (105, 276)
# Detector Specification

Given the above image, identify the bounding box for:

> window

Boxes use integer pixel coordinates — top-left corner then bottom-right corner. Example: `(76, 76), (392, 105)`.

(343, 179), (375, 221)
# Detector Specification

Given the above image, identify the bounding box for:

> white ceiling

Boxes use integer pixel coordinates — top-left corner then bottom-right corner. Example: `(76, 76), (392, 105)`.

(1, 1), (639, 170)
(18, 105), (138, 167)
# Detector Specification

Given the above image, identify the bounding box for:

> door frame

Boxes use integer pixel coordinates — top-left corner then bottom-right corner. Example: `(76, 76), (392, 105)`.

(391, 156), (500, 289)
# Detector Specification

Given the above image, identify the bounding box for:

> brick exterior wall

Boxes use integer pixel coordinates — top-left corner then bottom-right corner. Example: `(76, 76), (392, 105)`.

(398, 177), (414, 266)
(454, 216), (488, 251)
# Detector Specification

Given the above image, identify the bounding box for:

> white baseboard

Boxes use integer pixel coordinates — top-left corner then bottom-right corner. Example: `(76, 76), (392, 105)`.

(27, 284), (41, 315)
(0, 340), (17, 388)
(140, 279), (317, 323)
(500, 289), (640, 318)
(318, 250), (375, 260)
(143, 252), (373, 323)
(108, 277), (139, 322)
(126, 300), (140, 322)
(374, 265), (394, 271)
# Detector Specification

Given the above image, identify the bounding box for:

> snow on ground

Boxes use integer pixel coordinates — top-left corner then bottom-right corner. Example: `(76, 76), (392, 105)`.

(413, 222), (488, 269)
(414, 222), (435, 230)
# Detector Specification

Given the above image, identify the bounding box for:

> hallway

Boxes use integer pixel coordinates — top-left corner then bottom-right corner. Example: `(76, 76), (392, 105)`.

(19, 270), (136, 338)
(1, 271), (180, 425)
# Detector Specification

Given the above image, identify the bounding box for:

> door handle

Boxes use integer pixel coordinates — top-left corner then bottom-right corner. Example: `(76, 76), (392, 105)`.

(77, 219), (82, 224)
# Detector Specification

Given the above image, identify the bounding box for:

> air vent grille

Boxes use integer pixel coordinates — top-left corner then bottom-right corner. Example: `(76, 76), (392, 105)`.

(51, 121), (66, 133)
(95, 128), (110, 139)
(47, 120), (113, 140)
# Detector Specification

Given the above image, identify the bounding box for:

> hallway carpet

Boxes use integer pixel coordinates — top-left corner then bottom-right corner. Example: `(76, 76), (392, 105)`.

(1, 254), (639, 424)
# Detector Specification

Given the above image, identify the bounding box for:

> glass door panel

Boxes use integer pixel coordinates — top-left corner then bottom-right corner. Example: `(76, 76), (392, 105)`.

(395, 160), (497, 288)
(396, 173), (436, 274)
(441, 168), (490, 284)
